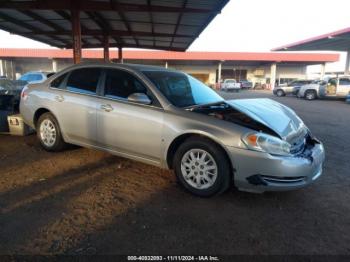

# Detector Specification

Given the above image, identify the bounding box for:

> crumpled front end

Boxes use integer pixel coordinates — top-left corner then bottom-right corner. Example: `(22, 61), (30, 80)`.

(191, 98), (326, 193)
(227, 134), (325, 193)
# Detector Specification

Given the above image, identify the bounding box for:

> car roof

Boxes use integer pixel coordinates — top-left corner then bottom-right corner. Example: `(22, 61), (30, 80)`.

(23, 71), (53, 75)
(64, 62), (182, 74)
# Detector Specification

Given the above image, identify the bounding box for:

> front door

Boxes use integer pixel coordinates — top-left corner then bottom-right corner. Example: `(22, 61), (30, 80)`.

(96, 68), (164, 163)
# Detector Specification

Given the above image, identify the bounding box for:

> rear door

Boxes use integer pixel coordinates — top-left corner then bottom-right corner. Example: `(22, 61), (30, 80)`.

(49, 67), (102, 145)
(96, 68), (164, 163)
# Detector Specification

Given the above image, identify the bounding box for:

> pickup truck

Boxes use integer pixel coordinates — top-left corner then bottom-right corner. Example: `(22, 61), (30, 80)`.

(221, 79), (241, 92)
(298, 77), (350, 100)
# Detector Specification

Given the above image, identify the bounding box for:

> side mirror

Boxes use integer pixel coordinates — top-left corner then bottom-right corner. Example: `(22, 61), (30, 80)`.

(127, 92), (152, 105)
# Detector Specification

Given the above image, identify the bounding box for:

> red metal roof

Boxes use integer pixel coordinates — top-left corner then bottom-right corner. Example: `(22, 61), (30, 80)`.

(0, 0), (230, 51)
(0, 48), (340, 63)
(272, 27), (350, 51)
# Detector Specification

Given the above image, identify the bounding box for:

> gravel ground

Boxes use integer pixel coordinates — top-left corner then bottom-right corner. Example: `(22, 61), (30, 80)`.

(0, 89), (350, 255)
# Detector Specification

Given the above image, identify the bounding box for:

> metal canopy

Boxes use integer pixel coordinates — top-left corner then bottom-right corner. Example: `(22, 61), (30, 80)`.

(272, 27), (350, 51)
(0, 0), (229, 51)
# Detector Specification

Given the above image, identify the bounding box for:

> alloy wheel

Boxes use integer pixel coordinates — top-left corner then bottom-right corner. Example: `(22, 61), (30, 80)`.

(39, 119), (57, 147)
(180, 149), (218, 190)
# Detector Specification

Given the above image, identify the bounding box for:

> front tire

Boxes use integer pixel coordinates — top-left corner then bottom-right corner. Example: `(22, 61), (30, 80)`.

(276, 89), (285, 97)
(173, 137), (232, 197)
(37, 112), (67, 152)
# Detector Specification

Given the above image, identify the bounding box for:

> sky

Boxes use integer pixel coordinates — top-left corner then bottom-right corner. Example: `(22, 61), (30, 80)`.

(0, 0), (349, 71)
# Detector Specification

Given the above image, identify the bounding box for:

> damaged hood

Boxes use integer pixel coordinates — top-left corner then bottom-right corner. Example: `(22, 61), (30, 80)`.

(227, 98), (307, 141)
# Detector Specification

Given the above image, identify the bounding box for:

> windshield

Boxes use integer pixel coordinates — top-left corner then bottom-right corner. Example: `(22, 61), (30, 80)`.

(142, 70), (223, 108)
(19, 73), (43, 82)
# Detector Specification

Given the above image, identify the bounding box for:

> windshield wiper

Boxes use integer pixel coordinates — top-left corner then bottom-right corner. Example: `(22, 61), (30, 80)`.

(185, 101), (227, 111)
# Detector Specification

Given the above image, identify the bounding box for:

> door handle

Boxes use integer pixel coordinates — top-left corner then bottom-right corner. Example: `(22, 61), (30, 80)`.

(54, 95), (64, 102)
(100, 104), (113, 112)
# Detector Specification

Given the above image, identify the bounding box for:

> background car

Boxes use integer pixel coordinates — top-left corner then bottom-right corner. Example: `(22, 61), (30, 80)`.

(221, 78), (241, 92)
(239, 80), (253, 89)
(297, 79), (327, 100)
(273, 79), (313, 97)
(298, 76), (350, 100)
(0, 71), (55, 108)
(18, 71), (55, 84)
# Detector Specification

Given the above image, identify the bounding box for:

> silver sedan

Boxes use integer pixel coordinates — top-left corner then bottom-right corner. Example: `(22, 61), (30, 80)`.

(20, 63), (325, 197)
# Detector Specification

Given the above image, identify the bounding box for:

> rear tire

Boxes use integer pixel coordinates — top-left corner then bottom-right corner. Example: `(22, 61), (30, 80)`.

(36, 112), (67, 152)
(173, 137), (232, 197)
(305, 90), (317, 100)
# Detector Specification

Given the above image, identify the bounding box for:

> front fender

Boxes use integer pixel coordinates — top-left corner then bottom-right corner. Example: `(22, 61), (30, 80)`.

(160, 110), (252, 168)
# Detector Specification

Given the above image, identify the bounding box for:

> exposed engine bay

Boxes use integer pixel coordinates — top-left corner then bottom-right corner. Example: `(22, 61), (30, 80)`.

(190, 102), (279, 137)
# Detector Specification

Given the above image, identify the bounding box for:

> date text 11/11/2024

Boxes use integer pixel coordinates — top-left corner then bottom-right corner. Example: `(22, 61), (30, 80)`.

(127, 255), (220, 261)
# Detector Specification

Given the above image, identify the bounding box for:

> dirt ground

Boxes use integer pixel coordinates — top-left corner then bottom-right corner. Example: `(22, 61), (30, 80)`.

(1, 90), (350, 255)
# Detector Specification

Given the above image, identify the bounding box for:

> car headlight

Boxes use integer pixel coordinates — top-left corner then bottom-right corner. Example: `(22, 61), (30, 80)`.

(242, 132), (291, 156)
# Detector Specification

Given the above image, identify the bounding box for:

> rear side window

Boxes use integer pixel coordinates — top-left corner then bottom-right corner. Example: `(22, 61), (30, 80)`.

(66, 68), (101, 95)
(51, 73), (67, 88)
(339, 78), (350, 85)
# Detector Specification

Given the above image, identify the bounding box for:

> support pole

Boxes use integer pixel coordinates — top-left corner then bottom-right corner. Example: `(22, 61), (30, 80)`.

(217, 61), (222, 83)
(345, 50), (350, 75)
(165, 61), (168, 68)
(0, 59), (3, 76)
(52, 59), (58, 72)
(320, 62), (326, 80)
(118, 47), (123, 64)
(11, 60), (15, 80)
(270, 63), (277, 89)
(3, 60), (7, 78)
(71, 9), (82, 64)
(103, 35), (110, 62)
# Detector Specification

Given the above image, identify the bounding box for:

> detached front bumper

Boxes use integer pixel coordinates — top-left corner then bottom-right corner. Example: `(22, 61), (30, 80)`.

(227, 140), (325, 193)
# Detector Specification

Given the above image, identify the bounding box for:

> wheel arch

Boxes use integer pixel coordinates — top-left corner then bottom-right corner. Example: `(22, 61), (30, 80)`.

(33, 108), (61, 130)
(165, 132), (234, 175)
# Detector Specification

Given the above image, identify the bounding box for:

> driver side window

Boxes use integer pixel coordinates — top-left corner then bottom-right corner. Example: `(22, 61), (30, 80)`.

(104, 69), (147, 101)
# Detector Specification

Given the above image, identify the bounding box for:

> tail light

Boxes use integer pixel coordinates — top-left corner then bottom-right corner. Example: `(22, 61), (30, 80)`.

(21, 86), (28, 100)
